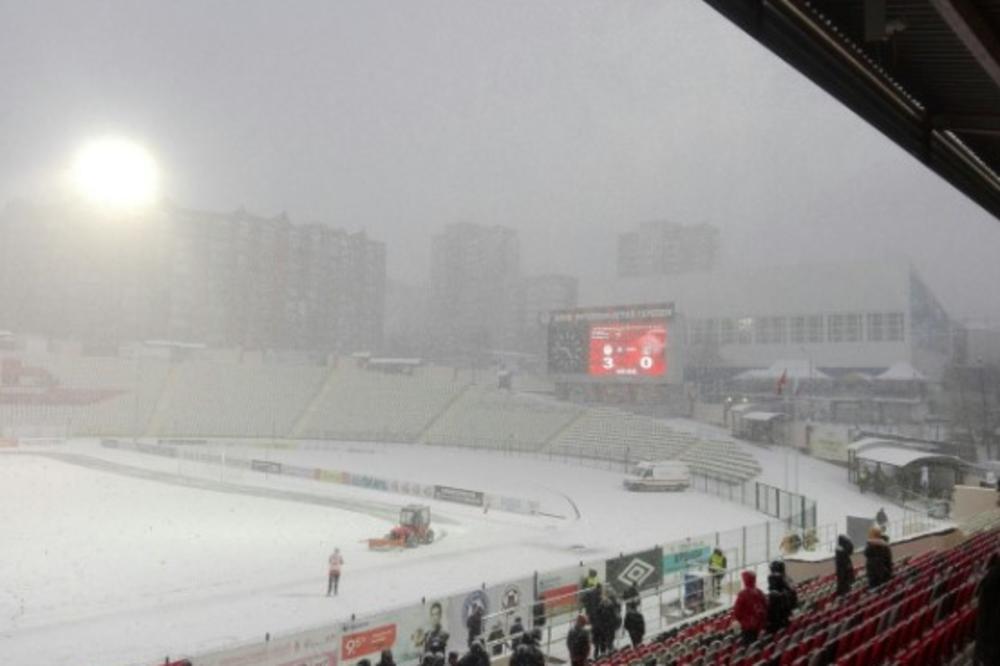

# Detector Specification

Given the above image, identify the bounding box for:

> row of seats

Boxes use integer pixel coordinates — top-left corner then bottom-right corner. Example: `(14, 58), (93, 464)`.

(545, 408), (762, 482)
(591, 529), (996, 666)
(150, 361), (327, 437)
(423, 386), (583, 450)
(296, 365), (474, 442)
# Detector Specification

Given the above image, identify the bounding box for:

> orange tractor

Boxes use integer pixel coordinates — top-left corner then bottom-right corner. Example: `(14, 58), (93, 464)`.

(368, 504), (435, 550)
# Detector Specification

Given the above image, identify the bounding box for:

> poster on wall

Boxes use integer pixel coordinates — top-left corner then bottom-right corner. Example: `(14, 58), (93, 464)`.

(445, 577), (535, 645)
(536, 562), (601, 616)
(191, 622), (340, 666)
(604, 547), (663, 595)
(808, 423), (851, 463)
(338, 599), (450, 666)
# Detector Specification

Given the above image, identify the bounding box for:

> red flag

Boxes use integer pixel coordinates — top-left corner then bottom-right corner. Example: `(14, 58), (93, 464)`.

(776, 369), (788, 395)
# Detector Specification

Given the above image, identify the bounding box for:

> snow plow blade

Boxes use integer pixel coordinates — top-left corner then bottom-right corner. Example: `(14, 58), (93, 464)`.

(367, 537), (404, 551)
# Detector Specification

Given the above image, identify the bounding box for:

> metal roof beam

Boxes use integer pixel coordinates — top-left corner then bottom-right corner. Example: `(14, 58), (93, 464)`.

(933, 113), (1000, 136)
(929, 0), (1000, 89)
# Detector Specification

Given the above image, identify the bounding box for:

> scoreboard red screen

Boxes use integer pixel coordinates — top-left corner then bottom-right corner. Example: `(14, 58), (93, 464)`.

(588, 321), (667, 377)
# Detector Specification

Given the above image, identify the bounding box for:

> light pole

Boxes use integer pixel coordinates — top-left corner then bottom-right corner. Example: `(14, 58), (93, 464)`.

(979, 357), (991, 459)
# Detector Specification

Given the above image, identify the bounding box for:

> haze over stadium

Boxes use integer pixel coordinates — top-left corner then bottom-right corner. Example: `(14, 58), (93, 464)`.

(1, 1), (1000, 666)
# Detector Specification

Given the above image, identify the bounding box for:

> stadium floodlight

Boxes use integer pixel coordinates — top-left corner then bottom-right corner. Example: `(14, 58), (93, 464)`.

(70, 136), (160, 211)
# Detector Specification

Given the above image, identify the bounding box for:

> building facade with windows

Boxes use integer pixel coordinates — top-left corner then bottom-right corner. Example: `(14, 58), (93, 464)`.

(583, 260), (953, 379)
(429, 222), (521, 359)
(617, 220), (720, 277)
(0, 202), (385, 353)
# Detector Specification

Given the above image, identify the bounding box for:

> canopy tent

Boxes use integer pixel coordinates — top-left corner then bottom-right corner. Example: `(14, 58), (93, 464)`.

(734, 360), (831, 381)
(875, 362), (927, 382)
(848, 438), (965, 469)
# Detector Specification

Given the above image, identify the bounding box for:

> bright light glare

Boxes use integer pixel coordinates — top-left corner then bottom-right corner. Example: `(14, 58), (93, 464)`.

(71, 137), (160, 209)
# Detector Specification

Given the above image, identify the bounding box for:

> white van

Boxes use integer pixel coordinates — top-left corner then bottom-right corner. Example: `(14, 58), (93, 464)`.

(624, 460), (691, 491)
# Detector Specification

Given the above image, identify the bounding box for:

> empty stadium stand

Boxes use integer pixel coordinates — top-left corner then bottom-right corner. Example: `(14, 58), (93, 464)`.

(422, 384), (583, 450)
(148, 360), (327, 438)
(0, 353), (765, 485)
(546, 408), (762, 482)
(294, 363), (473, 443)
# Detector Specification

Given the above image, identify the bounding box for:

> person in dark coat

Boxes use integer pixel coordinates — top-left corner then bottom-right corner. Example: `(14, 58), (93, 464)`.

(864, 526), (893, 589)
(766, 561), (795, 634)
(566, 614), (591, 666)
(835, 534), (856, 596)
(975, 553), (1000, 666)
(733, 570), (767, 646)
(593, 593), (620, 657)
(583, 582), (602, 626)
(376, 650), (396, 666)
(486, 623), (505, 656)
(510, 629), (545, 666)
(623, 581), (640, 611)
(457, 640), (489, 666)
(466, 605), (484, 647)
(624, 605), (645, 647)
(875, 507), (888, 531)
(509, 617), (525, 649)
(532, 600), (546, 628)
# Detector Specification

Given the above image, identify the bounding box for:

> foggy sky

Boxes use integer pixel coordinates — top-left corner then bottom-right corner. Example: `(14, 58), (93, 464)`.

(2, 0), (999, 321)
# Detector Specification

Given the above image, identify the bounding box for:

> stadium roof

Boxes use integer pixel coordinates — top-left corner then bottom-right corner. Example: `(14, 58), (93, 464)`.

(702, 0), (1000, 223)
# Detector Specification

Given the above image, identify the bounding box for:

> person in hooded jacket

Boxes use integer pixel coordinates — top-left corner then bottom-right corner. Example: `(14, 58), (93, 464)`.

(864, 526), (893, 589)
(975, 553), (1000, 666)
(566, 614), (591, 666)
(733, 570), (768, 646)
(835, 534), (856, 596)
(766, 561), (795, 634)
(624, 604), (645, 647)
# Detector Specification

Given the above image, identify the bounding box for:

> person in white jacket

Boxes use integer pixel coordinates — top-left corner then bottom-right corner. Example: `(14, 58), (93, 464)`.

(328, 548), (344, 596)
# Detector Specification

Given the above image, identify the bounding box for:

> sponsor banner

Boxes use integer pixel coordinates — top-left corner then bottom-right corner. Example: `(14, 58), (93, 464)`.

(282, 464), (315, 479)
(251, 460), (283, 474)
(444, 576), (533, 643)
(808, 423), (851, 463)
(351, 474), (389, 491)
(605, 547), (663, 595)
(0, 437), (17, 448)
(433, 485), (484, 507)
(536, 563), (600, 615)
(318, 469), (348, 484)
(661, 543), (711, 575)
(191, 623), (339, 666)
(341, 623), (396, 662)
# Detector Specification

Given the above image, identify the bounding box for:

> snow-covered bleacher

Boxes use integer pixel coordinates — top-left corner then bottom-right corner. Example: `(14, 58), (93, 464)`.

(151, 360), (326, 438)
(545, 408), (762, 482)
(422, 384), (583, 450)
(294, 363), (472, 443)
(0, 354), (169, 436)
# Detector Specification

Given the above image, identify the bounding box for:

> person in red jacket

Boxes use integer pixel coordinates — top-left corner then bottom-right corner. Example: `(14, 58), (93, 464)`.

(733, 570), (768, 646)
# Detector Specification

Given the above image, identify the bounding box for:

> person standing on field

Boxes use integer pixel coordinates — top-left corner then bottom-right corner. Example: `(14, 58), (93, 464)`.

(328, 547), (344, 596)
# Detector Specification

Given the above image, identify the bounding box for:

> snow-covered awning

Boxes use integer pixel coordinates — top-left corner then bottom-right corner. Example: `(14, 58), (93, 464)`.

(741, 411), (785, 422)
(734, 360), (830, 381)
(875, 362), (926, 381)
(852, 444), (965, 469)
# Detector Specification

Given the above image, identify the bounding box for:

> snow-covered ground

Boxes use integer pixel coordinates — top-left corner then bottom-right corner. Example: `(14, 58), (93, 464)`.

(0, 427), (896, 666)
